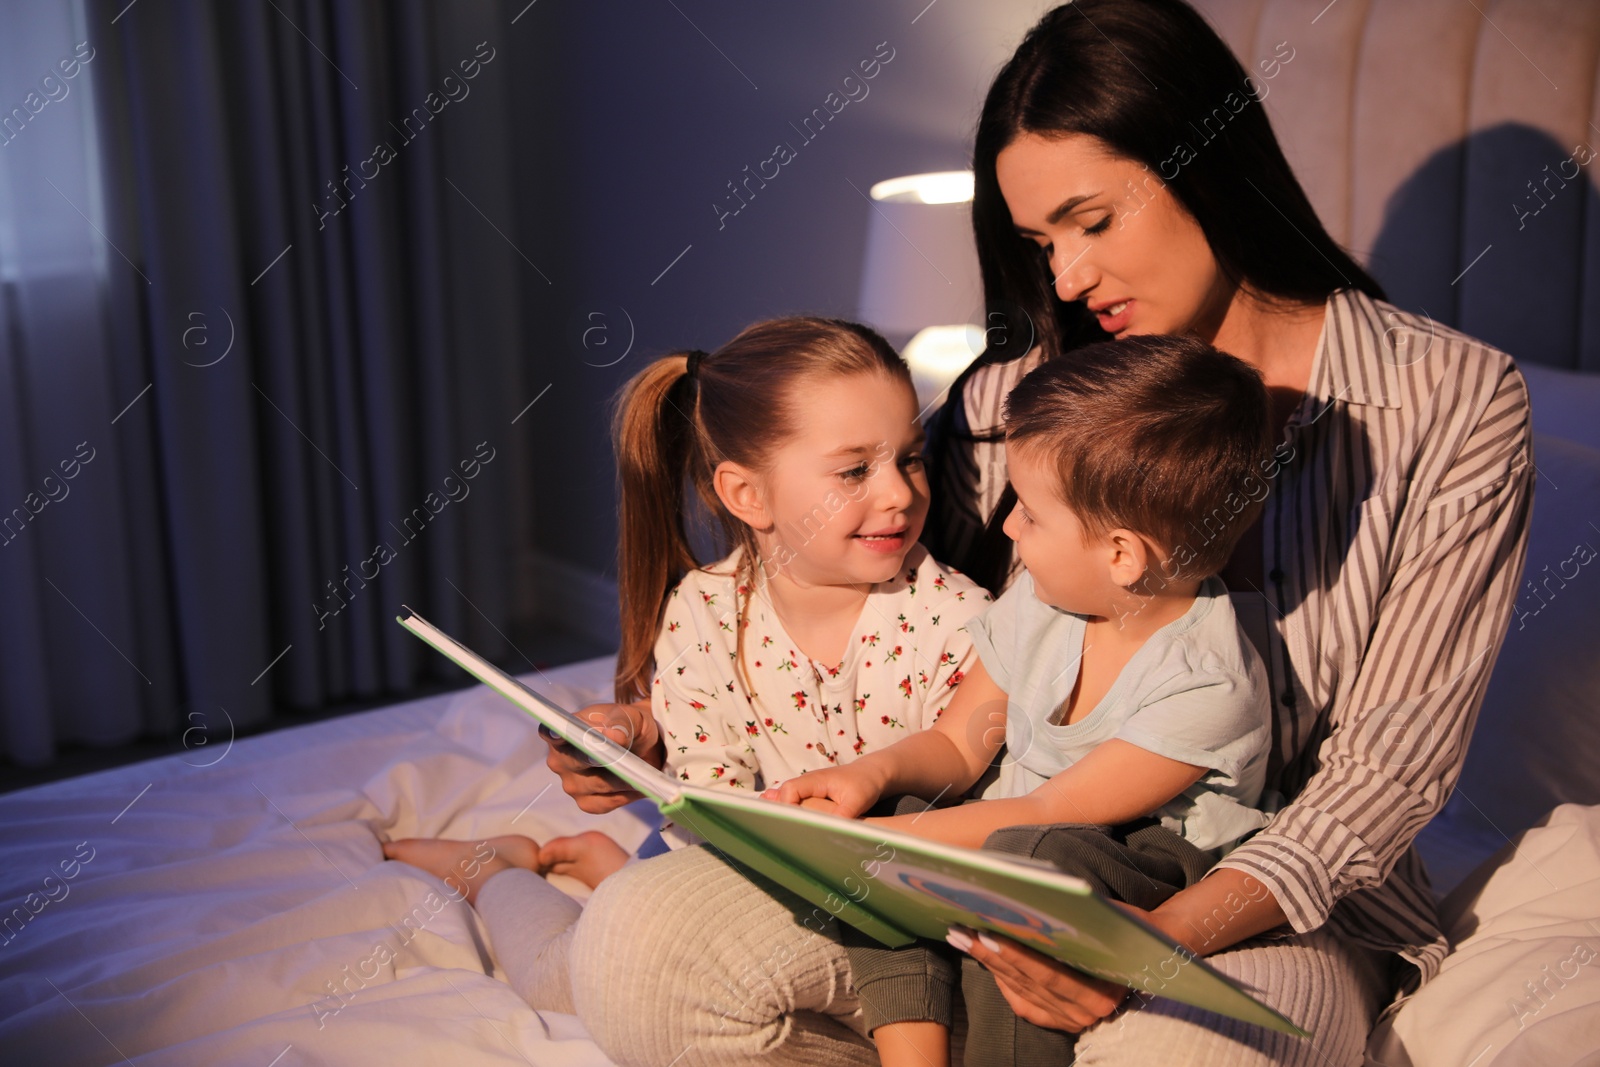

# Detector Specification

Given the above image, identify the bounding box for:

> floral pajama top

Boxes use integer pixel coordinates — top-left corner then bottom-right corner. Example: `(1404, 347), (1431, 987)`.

(653, 543), (991, 792)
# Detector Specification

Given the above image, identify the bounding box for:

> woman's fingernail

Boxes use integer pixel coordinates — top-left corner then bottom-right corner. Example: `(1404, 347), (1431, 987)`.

(946, 928), (974, 952)
(977, 933), (1002, 953)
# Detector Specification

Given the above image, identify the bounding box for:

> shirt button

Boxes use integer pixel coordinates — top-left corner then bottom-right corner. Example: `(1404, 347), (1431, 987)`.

(1269, 567), (1285, 583)
(1281, 689), (1297, 707)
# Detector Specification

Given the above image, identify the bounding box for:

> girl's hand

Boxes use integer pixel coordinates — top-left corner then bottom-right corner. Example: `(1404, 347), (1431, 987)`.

(761, 764), (885, 819)
(542, 701), (664, 814)
(949, 925), (1130, 1033)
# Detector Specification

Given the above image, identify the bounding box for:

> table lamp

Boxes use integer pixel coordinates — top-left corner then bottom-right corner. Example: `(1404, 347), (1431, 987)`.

(857, 170), (986, 412)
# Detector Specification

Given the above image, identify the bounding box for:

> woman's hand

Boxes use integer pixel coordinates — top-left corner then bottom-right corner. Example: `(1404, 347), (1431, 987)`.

(949, 869), (1288, 1034)
(542, 701), (665, 814)
(761, 763), (887, 819)
(950, 925), (1130, 1032)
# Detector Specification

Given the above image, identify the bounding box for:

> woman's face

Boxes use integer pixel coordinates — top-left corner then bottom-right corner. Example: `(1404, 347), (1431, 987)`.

(995, 132), (1233, 340)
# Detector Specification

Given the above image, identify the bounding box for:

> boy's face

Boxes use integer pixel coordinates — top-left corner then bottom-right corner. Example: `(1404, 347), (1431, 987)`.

(1001, 442), (1123, 616)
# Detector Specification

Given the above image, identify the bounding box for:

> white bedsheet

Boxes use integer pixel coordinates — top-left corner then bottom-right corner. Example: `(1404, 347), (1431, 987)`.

(0, 656), (650, 1066)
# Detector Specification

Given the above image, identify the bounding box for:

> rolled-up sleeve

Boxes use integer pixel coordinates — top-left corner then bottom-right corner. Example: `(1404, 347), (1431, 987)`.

(1214, 366), (1534, 934)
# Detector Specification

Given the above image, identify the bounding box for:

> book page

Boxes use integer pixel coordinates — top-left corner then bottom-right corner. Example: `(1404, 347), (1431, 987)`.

(396, 609), (679, 804)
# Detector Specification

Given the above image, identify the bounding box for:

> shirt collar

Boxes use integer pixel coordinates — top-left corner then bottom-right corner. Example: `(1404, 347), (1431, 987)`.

(1291, 289), (1402, 428)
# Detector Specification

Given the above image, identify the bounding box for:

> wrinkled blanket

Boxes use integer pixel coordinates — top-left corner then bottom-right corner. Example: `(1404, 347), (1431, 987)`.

(0, 657), (650, 1066)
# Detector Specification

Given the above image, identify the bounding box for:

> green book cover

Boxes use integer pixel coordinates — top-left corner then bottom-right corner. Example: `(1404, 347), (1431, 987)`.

(398, 608), (1309, 1038)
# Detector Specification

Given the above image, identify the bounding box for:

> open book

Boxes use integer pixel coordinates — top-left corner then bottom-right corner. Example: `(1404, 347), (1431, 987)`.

(398, 608), (1308, 1037)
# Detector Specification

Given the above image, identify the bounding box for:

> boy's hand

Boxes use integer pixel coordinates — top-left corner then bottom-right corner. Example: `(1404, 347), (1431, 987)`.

(762, 764), (886, 819)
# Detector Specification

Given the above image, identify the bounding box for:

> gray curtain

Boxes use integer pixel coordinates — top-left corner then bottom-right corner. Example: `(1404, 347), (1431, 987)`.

(0, 0), (536, 764)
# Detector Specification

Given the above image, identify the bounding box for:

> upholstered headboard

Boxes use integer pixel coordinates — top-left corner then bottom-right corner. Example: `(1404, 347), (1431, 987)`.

(1192, 0), (1600, 371)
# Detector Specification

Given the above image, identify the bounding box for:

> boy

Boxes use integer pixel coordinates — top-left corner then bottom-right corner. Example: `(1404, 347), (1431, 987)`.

(768, 334), (1278, 1065)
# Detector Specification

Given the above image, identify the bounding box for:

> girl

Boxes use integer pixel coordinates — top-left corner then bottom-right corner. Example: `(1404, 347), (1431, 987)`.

(384, 316), (991, 1053)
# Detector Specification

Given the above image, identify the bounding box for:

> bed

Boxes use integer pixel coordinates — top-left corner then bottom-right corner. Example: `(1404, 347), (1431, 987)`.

(0, 657), (657, 1066)
(2, 546), (1597, 1067)
(3, 359), (1598, 1064)
(0, 389), (1597, 1067)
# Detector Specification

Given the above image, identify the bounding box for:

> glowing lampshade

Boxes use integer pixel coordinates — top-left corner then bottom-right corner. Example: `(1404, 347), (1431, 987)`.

(857, 170), (985, 411)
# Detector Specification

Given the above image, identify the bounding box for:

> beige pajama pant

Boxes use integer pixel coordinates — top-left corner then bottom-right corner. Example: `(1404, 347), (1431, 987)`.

(484, 842), (1395, 1066)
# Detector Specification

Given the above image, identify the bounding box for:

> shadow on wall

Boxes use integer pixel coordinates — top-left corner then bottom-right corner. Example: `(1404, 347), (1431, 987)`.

(1369, 121), (1600, 372)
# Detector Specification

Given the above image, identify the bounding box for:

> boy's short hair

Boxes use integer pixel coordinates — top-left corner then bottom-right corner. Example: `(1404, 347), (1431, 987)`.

(1002, 334), (1273, 581)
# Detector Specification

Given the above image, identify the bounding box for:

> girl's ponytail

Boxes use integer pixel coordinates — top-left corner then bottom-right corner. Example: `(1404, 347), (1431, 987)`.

(612, 352), (704, 703)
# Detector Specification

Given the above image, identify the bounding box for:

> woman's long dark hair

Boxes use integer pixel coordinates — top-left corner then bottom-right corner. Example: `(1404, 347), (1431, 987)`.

(925, 0), (1385, 591)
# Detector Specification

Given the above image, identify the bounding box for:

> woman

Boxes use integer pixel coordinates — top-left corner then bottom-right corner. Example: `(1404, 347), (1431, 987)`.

(546, 1), (1533, 1062)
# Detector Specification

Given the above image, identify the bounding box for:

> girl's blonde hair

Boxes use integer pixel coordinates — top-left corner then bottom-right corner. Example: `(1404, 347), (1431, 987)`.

(610, 316), (911, 703)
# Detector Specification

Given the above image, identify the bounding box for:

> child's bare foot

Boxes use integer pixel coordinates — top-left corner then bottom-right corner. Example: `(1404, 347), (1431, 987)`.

(382, 834), (540, 905)
(538, 831), (631, 889)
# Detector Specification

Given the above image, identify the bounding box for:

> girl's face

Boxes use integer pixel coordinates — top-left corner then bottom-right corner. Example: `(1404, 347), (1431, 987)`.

(753, 372), (930, 588)
(995, 132), (1233, 341)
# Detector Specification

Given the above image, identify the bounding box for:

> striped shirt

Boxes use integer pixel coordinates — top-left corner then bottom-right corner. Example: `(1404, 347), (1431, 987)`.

(936, 289), (1534, 987)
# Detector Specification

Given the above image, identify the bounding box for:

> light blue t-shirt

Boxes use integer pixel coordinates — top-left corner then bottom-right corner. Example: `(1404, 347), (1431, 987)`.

(966, 572), (1274, 856)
